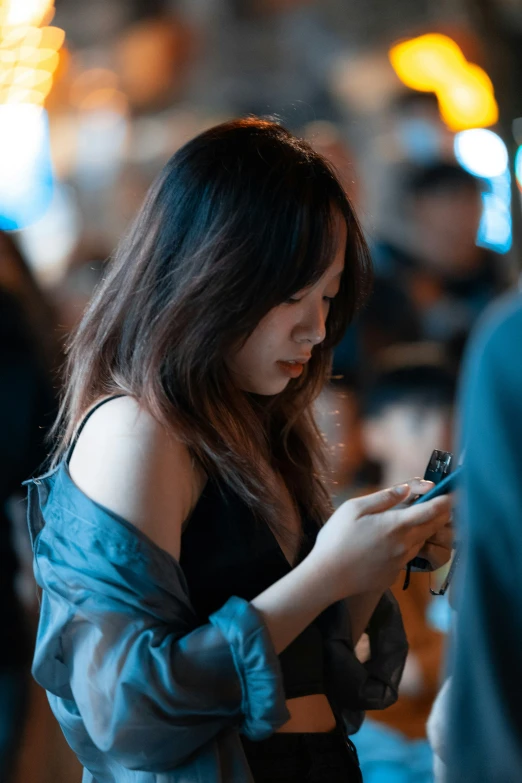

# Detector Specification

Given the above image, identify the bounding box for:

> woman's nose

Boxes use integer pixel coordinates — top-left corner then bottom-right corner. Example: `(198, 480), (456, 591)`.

(295, 302), (327, 345)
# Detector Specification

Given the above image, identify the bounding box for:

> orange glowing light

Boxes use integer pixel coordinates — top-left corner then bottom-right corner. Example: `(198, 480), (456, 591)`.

(389, 33), (499, 131)
(389, 34), (464, 91)
(0, 0), (65, 106)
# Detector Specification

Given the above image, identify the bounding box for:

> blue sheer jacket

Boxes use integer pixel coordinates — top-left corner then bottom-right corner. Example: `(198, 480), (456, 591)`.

(26, 462), (408, 782)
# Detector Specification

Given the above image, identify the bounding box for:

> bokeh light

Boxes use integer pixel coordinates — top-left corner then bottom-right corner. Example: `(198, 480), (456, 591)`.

(0, 103), (53, 229)
(0, 0), (54, 28)
(477, 190), (512, 254)
(390, 34), (464, 92)
(515, 146), (522, 191)
(454, 129), (509, 178)
(0, 0), (65, 229)
(454, 129), (511, 253)
(389, 34), (498, 131)
(0, 23), (64, 105)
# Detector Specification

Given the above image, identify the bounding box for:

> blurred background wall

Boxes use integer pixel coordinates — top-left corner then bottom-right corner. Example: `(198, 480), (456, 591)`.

(4, 0), (522, 287)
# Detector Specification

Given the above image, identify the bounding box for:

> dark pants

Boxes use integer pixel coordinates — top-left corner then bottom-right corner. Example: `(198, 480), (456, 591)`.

(241, 725), (363, 783)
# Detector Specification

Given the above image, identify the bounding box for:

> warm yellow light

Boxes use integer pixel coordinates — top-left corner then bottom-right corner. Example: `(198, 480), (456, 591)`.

(1, 0), (54, 29)
(0, 82), (51, 104)
(38, 24), (63, 49)
(389, 34), (464, 92)
(25, 49), (59, 70)
(0, 24), (41, 49)
(438, 69), (499, 131)
(0, 17), (64, 106)
(389, 33), (499, 131)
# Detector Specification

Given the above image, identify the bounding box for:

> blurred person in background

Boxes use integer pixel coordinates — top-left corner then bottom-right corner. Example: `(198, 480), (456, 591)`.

(353, 345), (456, 783)
(330, 276), (422, 395)
(25, 118), (453, 783)
(373, 163), (510, 360)
(307, 124), (424, 387)
(386, 92), (453, 168)
(0, 232), (60, 373)
(365, 91), (454, 251)
(0, 233), (57, 781)
(337, 276), (422, 378)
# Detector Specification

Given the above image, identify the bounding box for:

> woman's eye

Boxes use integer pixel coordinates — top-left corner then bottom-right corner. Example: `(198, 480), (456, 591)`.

(323, 295), (335, 303)
(285, 296), (302, 304)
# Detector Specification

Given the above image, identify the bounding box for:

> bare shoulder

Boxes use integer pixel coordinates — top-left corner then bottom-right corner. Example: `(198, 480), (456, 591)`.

(69, 396), (204, 560)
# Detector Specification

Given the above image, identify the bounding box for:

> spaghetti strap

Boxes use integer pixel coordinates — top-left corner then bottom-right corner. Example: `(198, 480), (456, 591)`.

(66, 394), (125, 466)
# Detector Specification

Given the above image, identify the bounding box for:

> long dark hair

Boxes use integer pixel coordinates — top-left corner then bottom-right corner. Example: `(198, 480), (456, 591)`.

(52, 118), (372, 532)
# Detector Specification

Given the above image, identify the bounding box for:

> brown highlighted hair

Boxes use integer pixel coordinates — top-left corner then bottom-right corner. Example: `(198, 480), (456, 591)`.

(52, 118), (372, 532)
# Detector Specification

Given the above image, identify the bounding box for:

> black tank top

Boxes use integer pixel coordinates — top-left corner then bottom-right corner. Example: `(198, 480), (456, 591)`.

(180, 476), (325, 700)
(69, 396), (325, 700)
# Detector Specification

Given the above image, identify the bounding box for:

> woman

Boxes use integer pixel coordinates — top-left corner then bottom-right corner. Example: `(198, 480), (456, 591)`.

(27, 118), (452, 783)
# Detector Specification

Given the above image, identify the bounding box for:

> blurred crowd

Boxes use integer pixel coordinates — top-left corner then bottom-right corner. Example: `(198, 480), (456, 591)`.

(1, 20), (520, 778)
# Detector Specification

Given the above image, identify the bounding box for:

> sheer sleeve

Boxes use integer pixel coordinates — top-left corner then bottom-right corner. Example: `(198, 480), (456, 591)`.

(320, 590), (408, 734)
(29, 478), (289, 774)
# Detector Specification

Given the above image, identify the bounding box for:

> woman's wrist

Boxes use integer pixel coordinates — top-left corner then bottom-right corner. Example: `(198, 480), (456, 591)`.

(299, 548), (356, 606)
(296, 551), (341, 608)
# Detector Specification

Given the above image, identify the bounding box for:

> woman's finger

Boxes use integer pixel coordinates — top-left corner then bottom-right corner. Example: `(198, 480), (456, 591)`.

(384, 495), (452, 535)
(395, 478), (435, 509)
(424, 522), (454, 551)
(403, 510), (452, 563)
(404, 477), (435, 496)
(417, 540), (452, 571)
(354, 478), (435, 516)
(352, 483), (411, 515)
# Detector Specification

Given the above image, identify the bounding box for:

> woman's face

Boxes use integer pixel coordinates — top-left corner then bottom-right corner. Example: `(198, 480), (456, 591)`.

(226, 221), (346, 396)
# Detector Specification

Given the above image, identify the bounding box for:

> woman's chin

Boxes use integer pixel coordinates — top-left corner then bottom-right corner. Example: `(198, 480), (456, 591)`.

(242, 377), (290, 396)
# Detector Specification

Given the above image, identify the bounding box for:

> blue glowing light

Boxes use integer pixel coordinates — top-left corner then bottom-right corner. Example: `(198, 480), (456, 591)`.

(477, 189), (512, 254)
(455, 129), (512, 254)
(454, 129), (509, 178)
(0, 105), (54, 230)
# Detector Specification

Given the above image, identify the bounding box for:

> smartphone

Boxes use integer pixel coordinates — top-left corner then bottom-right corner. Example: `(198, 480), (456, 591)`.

(412, 466), (462, 506)
(413, 464), (462, 595)
(403, 451), (461, 589)
(423, 449), (454, 485)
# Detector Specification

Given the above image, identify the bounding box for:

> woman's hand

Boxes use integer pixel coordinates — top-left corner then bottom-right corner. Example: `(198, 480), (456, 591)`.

(309, 478), (452, 603)
(400, 480), (454, 571)
(399, 479), (454, 571)
(416, 523), (453, 570)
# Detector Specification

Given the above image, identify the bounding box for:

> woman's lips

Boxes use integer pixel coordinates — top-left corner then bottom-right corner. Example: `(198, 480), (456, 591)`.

(276, 360), (305, 378)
